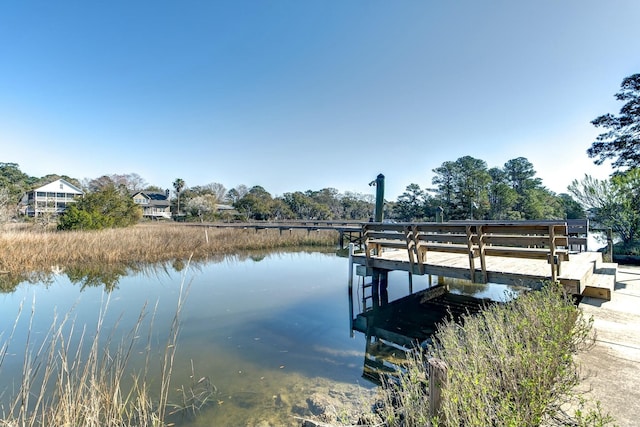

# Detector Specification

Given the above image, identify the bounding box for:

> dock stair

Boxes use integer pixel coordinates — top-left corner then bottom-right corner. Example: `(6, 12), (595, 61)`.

(558, 251), (617, 301)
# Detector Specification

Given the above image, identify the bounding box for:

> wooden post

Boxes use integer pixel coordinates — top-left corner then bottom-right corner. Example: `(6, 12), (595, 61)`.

(607, 228), (614, 262)
(429, 358), (448, 421)
(374, 173), (385, 222)
(348, 243), (355, 337)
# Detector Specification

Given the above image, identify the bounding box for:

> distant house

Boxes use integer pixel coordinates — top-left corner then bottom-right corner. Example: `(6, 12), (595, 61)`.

(215, 203), (236, 212)
(132, 191), (172, 219)
(21, 179), (84, 217)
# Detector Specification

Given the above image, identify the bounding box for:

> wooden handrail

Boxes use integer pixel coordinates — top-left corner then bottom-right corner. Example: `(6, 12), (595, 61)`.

(363, 221), (570, 283)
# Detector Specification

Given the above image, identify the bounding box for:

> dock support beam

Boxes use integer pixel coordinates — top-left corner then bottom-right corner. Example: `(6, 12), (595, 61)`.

(371, 268), (389, 307)
(348, 243), (355, 337)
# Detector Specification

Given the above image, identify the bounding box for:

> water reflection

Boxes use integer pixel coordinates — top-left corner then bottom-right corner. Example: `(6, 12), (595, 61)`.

(0, 247), (336, 294)
(351, 277), (520, 385)
(0, 250), (373, 427)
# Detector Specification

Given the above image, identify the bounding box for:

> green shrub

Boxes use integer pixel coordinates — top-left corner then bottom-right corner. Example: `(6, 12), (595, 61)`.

(58, 185), (141, 230)
(432, 284), (591, 426)
(375, 283), (615, 427)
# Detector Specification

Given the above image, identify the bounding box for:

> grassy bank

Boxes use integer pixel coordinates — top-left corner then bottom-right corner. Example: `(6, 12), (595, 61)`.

(0, 223), (338, 276)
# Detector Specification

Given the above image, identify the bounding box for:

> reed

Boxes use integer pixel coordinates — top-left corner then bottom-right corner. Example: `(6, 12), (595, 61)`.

(0, 223), (337, 276)
(0, 274), (191, 427)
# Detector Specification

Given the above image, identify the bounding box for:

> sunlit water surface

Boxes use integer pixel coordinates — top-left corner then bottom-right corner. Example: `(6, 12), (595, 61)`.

(0, 250), (516, 426)
(0, 251), (376, 426)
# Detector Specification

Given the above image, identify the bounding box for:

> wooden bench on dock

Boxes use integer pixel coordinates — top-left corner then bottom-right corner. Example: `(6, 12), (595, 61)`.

(475, 223), (569, 282)
(567, 219), (589, 252)
(363, 221), (570, 283)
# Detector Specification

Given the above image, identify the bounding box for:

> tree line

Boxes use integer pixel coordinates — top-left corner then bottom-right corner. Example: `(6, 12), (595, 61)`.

(1, 73), (638, 248)
(394, 156), (584, 222)
(0, 157), (582, 226)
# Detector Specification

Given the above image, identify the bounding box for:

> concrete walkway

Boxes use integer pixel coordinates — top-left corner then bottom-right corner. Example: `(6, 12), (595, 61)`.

(576, 265), (640, 426)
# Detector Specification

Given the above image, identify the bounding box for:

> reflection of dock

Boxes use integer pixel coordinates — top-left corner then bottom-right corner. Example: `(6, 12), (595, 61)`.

(352, 285), (490, 344)
(352, 284), (493, 384)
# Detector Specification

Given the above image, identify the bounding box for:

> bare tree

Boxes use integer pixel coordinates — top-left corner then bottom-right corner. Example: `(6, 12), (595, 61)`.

(85, 173), (148, 193)
(0, 187), (15, 224)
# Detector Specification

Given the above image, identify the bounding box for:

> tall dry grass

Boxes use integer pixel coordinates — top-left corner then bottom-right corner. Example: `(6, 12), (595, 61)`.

(0, 276), (191, 427)
(0, 223), (337, 276)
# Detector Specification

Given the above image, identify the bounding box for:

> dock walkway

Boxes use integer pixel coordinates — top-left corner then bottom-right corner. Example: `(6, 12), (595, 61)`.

(352, 221), (617, 300)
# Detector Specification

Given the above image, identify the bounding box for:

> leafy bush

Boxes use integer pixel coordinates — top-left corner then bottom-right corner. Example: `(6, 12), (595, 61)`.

(58, 185), (141, 230)
(375, 283), (615, 427)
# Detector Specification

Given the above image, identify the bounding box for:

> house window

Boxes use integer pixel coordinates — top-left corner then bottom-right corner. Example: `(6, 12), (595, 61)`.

(37, 192), (46, 197)
(56, 193), (65, 198)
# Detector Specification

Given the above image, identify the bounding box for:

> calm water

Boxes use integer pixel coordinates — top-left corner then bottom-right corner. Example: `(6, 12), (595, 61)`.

(0, 250), (516, 426)
(0, 251), (379, 426)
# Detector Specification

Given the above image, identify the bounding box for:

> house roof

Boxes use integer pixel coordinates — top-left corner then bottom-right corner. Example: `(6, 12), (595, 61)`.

(216, 204), (235, 211)
(31, 179), (84, 195)
(132, 191), (168, 200)
(132, 191), (170, 208)
(146, 192), (169, 201)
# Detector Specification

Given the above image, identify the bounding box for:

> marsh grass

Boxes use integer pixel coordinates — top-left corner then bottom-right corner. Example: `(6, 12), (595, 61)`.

(0, 275), (192, 427)
(0, 223), (337, 277)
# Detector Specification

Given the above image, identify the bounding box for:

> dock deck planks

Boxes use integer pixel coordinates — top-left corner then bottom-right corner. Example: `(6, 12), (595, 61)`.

(352, 248), (613, 297)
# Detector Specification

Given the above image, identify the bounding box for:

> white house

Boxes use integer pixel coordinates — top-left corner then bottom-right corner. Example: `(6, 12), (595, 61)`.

(21, 179), (84, 217)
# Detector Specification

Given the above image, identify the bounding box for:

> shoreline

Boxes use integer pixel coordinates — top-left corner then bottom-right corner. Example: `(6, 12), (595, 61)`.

(0, 222), (338, 284)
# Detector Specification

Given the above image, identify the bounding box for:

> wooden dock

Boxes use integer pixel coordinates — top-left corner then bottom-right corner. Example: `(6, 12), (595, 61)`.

(353, 249), (616, 298)
(192, 220), (365, 248)
(350, 221), (617, 300)
(348, 220), (618, 384)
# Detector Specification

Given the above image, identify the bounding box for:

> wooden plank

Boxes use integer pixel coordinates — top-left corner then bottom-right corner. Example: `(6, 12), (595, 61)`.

(367, 239), (408, 249)
(418, 243), (476, 255)
(366, 230), (406, 240)
(481, 223), (567, 236)
(482, 235), (569, 247)
(483, 246), (561, 259)
(415, 224), (473, 234)
(417, 233), (476, 244)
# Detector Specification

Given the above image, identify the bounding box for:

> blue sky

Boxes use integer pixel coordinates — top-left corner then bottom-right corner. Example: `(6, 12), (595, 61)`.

(1, 1), (639, 199)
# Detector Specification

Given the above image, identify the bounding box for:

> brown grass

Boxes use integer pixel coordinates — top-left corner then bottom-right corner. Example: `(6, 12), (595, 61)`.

(0, 223), (338, 276)
(0, 278), (190, 427)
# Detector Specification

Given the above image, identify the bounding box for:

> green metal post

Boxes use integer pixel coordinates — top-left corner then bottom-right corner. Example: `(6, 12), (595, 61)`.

(374, 173), (385, 222)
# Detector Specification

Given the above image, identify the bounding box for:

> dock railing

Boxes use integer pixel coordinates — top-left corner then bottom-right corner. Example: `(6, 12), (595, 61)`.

(364, 221), (570, 282)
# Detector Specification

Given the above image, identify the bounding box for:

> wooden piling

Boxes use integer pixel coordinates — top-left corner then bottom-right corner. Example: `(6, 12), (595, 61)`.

(429, 358), (448, 421)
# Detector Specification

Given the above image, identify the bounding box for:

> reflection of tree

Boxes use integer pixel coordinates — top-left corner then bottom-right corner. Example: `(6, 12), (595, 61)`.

(0, 273), (24, 293)
(447, 279), (489, 297)
(172, 259), (186, 272)
(66, 265), (128, 291)
(1, 248), (336, 294)
(0, 270), (55, 293)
